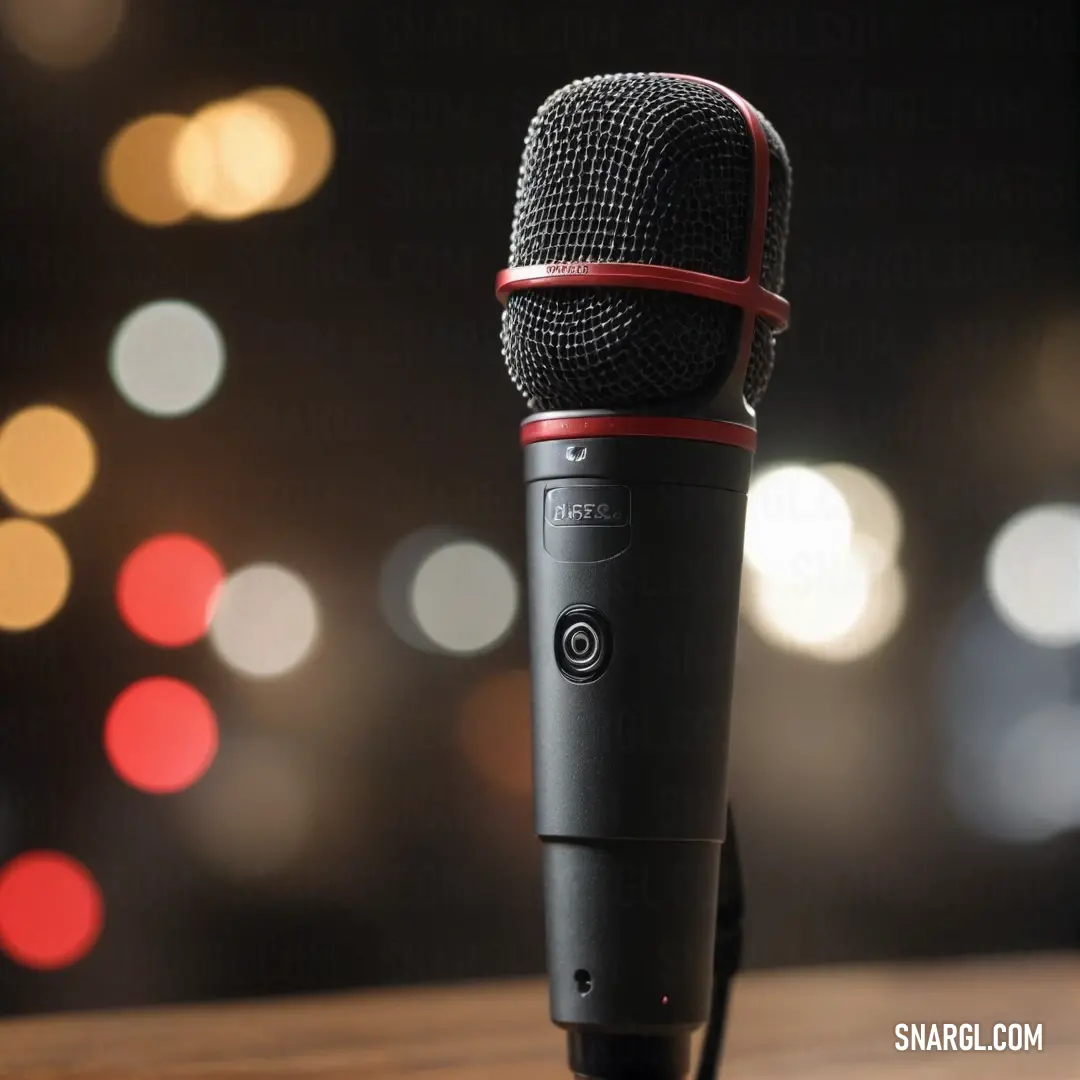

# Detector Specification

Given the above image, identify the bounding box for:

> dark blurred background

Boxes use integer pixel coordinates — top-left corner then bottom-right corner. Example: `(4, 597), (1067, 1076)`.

(0, 0), (1077, 1017)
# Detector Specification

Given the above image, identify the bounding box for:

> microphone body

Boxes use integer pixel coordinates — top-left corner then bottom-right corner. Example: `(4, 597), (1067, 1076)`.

(524, 417), (751, 1075)
(495, 71), (791, 1078)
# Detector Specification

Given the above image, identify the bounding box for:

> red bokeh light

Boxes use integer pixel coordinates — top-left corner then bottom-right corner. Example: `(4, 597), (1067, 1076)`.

(0, 852), (103, 970)
(104, 676), (218, 794)
(116, 533), (224, 646)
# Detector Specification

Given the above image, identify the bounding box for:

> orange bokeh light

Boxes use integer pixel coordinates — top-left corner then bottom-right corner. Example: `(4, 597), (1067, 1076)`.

(243, 87), (335, 210)
(171, 98), (293, 220)
(0, 518), (72, 631)
(102, 113), (191, 226)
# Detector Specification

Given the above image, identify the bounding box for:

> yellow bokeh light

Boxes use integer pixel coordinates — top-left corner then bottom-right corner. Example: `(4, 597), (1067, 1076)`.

(0, 406), (97, 517)
(0, 519), (72, 631)
(171, 98), (295, 220)
(244, 87), (335, 210)
(102, 114), (190, 227)
(0, 0), (125, 69)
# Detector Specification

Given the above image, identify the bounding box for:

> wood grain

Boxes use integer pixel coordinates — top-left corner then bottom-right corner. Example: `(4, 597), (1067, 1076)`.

(0, 954), (1076, 1078)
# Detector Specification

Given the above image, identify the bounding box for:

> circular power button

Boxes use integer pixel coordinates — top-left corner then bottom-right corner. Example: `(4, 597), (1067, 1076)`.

(554, 606), (611, 683)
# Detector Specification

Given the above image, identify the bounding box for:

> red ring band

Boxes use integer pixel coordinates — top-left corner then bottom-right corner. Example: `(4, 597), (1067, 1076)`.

(520, 414), (757, 450)
(495, 261), (789, 331)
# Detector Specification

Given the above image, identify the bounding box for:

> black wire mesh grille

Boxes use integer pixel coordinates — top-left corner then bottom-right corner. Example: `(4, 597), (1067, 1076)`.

(500, 73), (790, 411)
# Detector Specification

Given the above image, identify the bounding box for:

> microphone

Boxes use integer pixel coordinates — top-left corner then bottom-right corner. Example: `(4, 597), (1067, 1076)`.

(495, 73), (791, 1080)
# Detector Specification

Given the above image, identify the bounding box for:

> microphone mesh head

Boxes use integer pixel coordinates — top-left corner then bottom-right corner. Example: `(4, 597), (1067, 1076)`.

(501, 73), (791, 412)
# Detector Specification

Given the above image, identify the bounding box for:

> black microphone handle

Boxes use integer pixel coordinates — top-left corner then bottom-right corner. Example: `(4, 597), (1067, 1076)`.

(523, 430), (751, 1080)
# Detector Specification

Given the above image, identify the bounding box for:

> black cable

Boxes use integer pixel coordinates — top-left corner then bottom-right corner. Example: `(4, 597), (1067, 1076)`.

(694, 805), (744, 1080)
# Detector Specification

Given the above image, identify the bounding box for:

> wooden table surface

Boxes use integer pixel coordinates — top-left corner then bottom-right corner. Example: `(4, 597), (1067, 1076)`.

(0, 954), (1076, 1078)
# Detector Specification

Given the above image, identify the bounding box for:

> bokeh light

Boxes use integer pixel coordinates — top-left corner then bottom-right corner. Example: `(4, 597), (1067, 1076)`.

(816, 463), (903, 574)
(805, 561), (907, 661)
(459, 669), (532, 797)
(109, 300), (226, 417)
(940, 596), (1078, 843)
(985, 503), (1080, 646)
(102, 114), (191, 227)
(747, 557), (907, 661)
(941, 596), (1074, 751)
(0, 852), (103, 969)
(180, 732), (312, 878)
(747, 549), (869, 646)
(104, 677), (218, 794)
(208, 563), (320, 678)
(989, 704), (1080, 842)
(379, 527), (462, 651)
(744, 465), (852, 583)
(409, 540), (519, 655)
(171, 98), (294, 220)
(0, 405), (96, 517)
(0, 0), (125, 69)
(116, 533), (224, 647)
(742, 462), (906, 661)
(0, 519), (72, 631)
(244, 87), (335, 210)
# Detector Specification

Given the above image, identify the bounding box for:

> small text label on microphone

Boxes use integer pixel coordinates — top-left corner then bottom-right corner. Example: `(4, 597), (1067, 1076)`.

(894, 1023), (1043, 1053)
(552, 503), (616, 523)
(544, 261), (590, 276)
(545, 486), (630, 528)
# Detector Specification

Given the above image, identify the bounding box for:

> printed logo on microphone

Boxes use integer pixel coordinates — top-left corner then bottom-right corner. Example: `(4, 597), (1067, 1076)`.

(545, 486), (630, 528)
(544, 261), (590, 276)
(566, 446), (588, 462)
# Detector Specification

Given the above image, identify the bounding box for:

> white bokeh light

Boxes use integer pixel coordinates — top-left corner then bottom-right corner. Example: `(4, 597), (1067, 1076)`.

(991, 704), (1080, 842)
(817, 463), (903, 575)
(940, 597), (1080, 844)
(802, 559), (907, 662)
(378, 527), (461, 652)
(209, 563), (320, 678)
(744, 553), (906, 662)
(743, 462), (907, 662)
(109, 300), (225, 417)
(409, 540), (519, 655)
(744, 465), (853, 583)
(746, 548), (872, 648)
(985, 503), (1080, 646)
(952, 703), (1080, 844)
